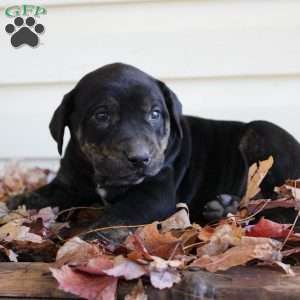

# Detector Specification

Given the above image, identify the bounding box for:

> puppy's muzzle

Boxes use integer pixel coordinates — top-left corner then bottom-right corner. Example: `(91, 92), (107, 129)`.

(125, 148), (151, 170)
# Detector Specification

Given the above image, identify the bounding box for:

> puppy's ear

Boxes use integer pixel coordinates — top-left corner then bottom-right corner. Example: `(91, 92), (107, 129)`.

(156, 80), (183, 139)
(49, 89), (75, 156)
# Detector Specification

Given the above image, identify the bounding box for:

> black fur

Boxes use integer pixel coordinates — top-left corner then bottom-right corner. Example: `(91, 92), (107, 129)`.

(7, 63), (300, 239)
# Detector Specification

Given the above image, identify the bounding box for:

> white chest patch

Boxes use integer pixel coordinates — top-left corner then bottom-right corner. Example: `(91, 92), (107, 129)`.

(96, 186), (109, 206)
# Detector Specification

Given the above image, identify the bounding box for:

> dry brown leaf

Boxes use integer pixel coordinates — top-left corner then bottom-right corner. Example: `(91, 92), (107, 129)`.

(0, 202), (9, 219)
(149, 267), (181, 290)
(192, 241), (280, 272)
(56, 237), (103, 266)
(0, 203), (29, 225)
(31, 207), (58, 228)
(133, 223), (183, 259)
(148, 256), (182, 289)
(150, 255), (183, 270)
(193, 234), (282, 273)
(29, 207), (68, 238)
(178, 225), (201, 254)
(282, 247), (300, 257)
(0, 205), (66, 240)
(246, 217), (292, 238)
(0, 205), (67, 240)
(51, 265), (118, 300)
(247, 197), (296, 213)
(240, 236), (282, 249)
(275, 180), (300, 209)
(197, 223), (244, 257)
(198, 225), (215, 242)
(240, 156), (274, 208)
(258, 261), (295, 276)
(125, 279), (148, 300)
(126, 234), (153, 261)
(273, 261), (295, 276)
(0, 219), (43, 243)
(75, 255), (114, 275)
(276, 180), (300, 198)
(104, 255), (147, 280)
(160, 204), (191, 233)
(0, 183), (5, 200)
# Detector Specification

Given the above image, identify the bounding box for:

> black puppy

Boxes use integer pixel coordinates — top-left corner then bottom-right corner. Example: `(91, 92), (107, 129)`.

(8, 63), (300, 238)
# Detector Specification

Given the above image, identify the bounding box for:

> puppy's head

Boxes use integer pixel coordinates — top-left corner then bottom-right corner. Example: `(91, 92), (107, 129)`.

(50, 63), (182, 187)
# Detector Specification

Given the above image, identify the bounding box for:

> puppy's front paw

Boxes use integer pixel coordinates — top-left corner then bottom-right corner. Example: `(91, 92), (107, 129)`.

(6, 192), (50, 210)
(6, 194), (27, 210)
(82, 227), (131, 245)
(81, 216), (133, 244)
(203, 194), (240, 221)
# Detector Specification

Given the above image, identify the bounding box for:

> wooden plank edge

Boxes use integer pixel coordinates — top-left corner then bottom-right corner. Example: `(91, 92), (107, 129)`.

(0, 263), (300, 299)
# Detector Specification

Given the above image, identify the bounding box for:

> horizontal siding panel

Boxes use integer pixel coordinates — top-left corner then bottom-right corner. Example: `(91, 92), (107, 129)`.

(1, 0), (300, 85)
(173, 77), (300, 140)
(1, 0), (299, 164)
(1, 0), (298, 7)
(0, 0), (158, 7)
(0, 84), (68, 158)
(0, 76), (299, 158)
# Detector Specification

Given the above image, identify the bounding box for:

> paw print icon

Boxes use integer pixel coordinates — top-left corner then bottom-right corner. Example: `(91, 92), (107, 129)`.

(5, 16), (45, 48)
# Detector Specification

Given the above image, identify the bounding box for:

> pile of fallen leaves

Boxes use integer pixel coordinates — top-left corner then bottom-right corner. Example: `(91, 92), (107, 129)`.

(0, 161), (52, 202)
(49, 200), (300, 299)
(1, 159), (300, 299)
(0, 204), (68, 262)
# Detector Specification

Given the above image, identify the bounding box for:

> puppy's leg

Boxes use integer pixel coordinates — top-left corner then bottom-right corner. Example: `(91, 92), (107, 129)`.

(82, 167), (177, 242)
(7, 178), (94, 210)
(201, 141), (248, 221)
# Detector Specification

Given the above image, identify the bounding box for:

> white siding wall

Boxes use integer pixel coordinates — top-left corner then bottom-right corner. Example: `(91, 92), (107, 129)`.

(0, 0), (300, 167)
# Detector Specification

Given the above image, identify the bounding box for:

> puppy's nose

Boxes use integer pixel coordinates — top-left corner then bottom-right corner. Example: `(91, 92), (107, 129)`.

(127, 152), (151, 168)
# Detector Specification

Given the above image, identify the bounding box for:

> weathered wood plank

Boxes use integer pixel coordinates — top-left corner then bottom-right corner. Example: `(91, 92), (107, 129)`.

(0, 263), (300, 299)
(0, 263), (74, 299)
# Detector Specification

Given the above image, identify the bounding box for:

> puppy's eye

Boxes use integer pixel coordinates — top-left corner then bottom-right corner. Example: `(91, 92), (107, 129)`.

(149, 109), (161, 121)
(95, 111), (110, 122)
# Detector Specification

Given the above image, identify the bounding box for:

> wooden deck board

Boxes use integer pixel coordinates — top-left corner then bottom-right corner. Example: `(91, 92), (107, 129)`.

(0, 263), (300, 299)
